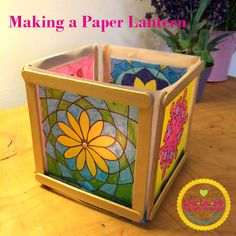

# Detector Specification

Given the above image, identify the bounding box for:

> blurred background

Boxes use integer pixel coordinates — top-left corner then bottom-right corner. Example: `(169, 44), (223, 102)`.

(0, 0), (235, 109)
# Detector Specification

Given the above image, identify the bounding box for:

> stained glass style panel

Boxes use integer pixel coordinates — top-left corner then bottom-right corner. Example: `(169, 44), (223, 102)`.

(110, 58), (186, 90)
(38, 86), (138, 207)
(154, 80), (196, 200)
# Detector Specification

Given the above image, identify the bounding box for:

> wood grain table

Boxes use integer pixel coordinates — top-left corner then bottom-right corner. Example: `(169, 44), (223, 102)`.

(1, 78), (236, 236)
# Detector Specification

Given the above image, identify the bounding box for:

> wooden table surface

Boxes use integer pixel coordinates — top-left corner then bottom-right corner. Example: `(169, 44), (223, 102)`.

(1, 78), (236, 236)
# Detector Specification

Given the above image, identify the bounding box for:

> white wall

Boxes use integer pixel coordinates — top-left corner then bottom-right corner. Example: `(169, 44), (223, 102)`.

(228, 52), (236, 77)
(1, 1), (235, 110)
(0, 0), (161, 110)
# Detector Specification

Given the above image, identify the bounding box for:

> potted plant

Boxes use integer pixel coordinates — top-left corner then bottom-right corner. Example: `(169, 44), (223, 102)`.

(207, 0), (236, 82)
(146, 0), (230, 101)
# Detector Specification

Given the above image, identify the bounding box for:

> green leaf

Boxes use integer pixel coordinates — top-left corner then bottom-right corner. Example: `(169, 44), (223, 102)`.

(193, 48), (202, 57)
(192, 0), (211, 27)
(193, 49), (213, 64)
(163, 28), (179, 45)
(197, 29), (211, 50)
(178, 39), (191, 50)
(210, 47), (219, 52)
(163, 28), (175, 37)
(178, 29), (190, 40)
(207, 32), (230, 51)
(190, 21), (207, 35)
(201, 50), (214, 63)
(151, 29), (179, 51)
(190, 35), (199, 46)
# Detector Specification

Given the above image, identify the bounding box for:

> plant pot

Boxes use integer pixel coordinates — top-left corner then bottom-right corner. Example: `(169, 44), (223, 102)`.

(207, 31), (236, 82)
(196, 66), (213, 102)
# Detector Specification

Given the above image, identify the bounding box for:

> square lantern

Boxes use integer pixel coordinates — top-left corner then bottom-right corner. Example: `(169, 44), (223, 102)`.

(22, 44), (204, 222)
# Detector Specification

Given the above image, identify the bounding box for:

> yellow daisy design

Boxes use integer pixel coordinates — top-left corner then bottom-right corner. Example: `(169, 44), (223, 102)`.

(134, 77), (157, 91)
(57, 111), (117, 177)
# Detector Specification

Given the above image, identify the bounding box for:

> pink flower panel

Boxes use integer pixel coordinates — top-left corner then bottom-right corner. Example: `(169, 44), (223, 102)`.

(50, 55), (94, 80)
(159, 89), (188, 178)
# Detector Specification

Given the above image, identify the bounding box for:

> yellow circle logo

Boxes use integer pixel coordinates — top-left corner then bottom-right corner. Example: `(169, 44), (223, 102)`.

(177, 179), (231, 231)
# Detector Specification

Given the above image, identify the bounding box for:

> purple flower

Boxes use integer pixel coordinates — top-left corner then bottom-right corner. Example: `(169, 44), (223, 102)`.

(145, 0), (230, 25)
(145, 12), (152, 20)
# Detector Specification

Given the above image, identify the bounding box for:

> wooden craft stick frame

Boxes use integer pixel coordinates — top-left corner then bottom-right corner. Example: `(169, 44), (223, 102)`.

(102, 44), (204, 221)
(147, 74), (201, 220)
(22, 50), (154, 222)
(22, 44), (204, 222)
